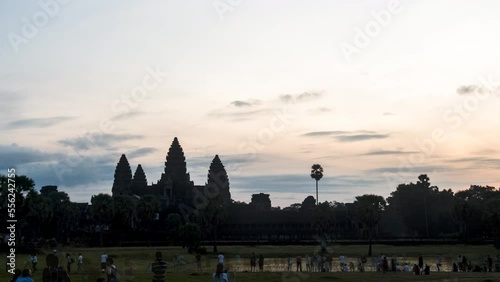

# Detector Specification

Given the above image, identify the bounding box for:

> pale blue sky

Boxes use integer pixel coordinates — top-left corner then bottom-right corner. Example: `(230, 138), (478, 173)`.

(1, 0), (500, 207)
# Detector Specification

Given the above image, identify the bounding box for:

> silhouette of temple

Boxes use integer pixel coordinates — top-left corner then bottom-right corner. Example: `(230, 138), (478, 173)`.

(111, 137), (231, 208)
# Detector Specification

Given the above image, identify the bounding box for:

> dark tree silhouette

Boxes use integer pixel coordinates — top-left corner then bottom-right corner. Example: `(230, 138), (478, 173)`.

(137, 194), (160, 246)
(354, 194), (386, 256)
(310, 164), (323, 205)
(90, 193), (113, 246)
(300, 196), (316, 213)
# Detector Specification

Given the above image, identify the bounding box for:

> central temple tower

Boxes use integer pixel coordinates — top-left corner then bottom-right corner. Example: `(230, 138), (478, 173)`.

(159, 137), (194, 204)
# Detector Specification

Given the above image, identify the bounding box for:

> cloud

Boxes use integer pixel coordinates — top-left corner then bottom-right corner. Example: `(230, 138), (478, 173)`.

(456, 84), (500, 95)
(59, 133), (144, 151)
(361, 150), (418, 156)
(0, 144), (62, 168)
(230, 100), (261, 108)
(445, 157), (500, 169)
(383, 112), (394, 116)
(127, 147), (157, 159)
(231, 174), (347, 195)
(457, 85), (480, 95)
(229, 174), (386, 199)
(366, 165), (447, 175)
(5, 116), (76, 129)
(308, 107), (332, 114)
(279, 90), (324, 104)
(335, 134), (389, 142)
(18, 156), (116, 188)
(110, 111), (145, 121)
(302, 130), (389, 142)
(302, 130), (375, 137)
(0, 144), (117, 190)
(207, 108), (274, 121)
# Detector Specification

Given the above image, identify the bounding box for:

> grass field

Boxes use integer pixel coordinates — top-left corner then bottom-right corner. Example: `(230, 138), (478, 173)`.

(2, 244), (500, 282)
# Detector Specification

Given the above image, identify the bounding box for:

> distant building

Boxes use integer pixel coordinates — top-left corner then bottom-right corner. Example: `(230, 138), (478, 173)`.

(250, 193), (271, 211)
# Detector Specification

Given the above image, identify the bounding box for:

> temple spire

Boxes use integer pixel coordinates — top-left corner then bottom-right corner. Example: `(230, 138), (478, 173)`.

(162, 137), (189, 184)
(131, 164), (147, 195)
(112, 154), (132, 196)
(206, 154), (231, 207)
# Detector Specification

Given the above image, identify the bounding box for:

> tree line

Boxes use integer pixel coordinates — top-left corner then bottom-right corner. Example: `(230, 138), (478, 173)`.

(1, 174), (499, 253)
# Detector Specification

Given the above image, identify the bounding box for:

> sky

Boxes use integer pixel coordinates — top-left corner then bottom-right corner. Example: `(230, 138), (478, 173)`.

(1, 0), (500, 207)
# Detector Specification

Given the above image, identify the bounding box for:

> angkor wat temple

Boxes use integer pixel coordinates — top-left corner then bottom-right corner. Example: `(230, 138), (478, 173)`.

(109, 137), (337, 242)
(111, 137), (231, 209)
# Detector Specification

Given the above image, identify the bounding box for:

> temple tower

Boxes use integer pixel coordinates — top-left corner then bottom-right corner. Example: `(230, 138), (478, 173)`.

(160, 137), (193, 203)
(206, 154), (231, 208)
(131, 164), (148, 195)
(112, 154), (132, 196)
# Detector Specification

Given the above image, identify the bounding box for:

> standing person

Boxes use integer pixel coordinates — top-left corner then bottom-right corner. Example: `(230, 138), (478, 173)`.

(390, 256), (396, 272)
(195, 253), (202, 272)
(258, 254), (264, 272)
(287, 255), (292, 272)
(487, 255), (493, 272)
(496, 255), (500, 272)
(218, 252), (224, 265)
(106, 257), (118, 282)
(305, 255), (311, 272)
(15, 269), (34, 282)
(326, 254), (332, 272)
(382, 256), (389, 274)
(31, 253), (38, 274)
(77, 253), (83, 273)
(66, 253), (73, 273)
(436, 256), (441, 272)
(250, 253), (256, 272)
(101, 253), (108, 273)
(418, 254), (424, 271)
(462, 255), (468, 272)
(212, 263), (228, 282)
(339, 254), (346, 270)
(296, 255), (302, 272)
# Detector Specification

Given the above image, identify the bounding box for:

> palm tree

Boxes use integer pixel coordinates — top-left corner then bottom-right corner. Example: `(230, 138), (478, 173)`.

(310, 164), (323, 205)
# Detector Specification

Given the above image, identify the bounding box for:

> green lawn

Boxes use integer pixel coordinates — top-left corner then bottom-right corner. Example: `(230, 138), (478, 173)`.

(2, 245), (499, 282)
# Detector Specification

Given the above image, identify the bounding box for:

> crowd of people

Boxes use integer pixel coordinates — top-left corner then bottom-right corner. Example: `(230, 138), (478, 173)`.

(8, 249), (500, 282)
(9, 250), (118, 282)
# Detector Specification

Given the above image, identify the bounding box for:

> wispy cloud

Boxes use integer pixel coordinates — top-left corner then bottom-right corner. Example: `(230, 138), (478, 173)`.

(445, 157), (500, 169)
(0, 144), (62, 168)
(208, 108), (274, 121)
(127, 147), (157, 159)
(308, 107), (332, 114)
(5, 116), (76, 129)
(110, 111), (145, 121)
(366, 165), (447, 175)
(230, 99), (261, 108)
(361, 150), (418, 156)
(457, 84), (500, 95)
(336, 134), (389, 142)
(302, 130), (390, 142)
(279, 90), (324, 104)
(59, 133), (144, 151)
(303, 130), (375, 137)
